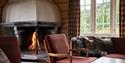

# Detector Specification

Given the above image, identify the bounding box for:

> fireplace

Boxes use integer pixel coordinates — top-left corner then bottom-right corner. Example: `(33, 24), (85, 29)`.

(2, 21), (59, 62)
(2, 0), (61, 62)
(17, 22), (58, 62)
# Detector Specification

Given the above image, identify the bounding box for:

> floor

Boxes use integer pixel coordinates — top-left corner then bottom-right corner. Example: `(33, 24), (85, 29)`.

(21, 51), (48, 63)
(21, 62), (38, 63)
(21, 61), (47, 63)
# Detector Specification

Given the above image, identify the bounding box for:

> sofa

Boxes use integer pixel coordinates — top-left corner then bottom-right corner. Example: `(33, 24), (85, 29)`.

(72, 36), (125, 58)
(0, 36), (21, 63)
(105, 37), (125, 59)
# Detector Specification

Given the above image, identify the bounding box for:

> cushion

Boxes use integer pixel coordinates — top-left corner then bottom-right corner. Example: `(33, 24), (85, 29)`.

(0, 49), (10, 63)
(83, 36), (114, 53)
(92, 37), (107, 51)
(56, 56), (96, 63)
(111, 37), (125, 54)
(101, 39), (114, 53)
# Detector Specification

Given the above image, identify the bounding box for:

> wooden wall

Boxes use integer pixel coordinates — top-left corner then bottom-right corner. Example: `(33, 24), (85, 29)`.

(0, 0), (7, 22)
(53, 0), (69, 36)
(0, 0), (8, 35)
(0, 0), (69, 36)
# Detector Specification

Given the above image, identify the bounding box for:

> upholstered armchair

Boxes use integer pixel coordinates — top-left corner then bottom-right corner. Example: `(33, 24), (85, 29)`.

(44, 34), (96, 63)
(0, 36), (21, 63)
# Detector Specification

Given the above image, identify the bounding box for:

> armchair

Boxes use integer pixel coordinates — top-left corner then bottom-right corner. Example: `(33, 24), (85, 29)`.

(44, 34), (96, 63)
(0, 36), (21, 63)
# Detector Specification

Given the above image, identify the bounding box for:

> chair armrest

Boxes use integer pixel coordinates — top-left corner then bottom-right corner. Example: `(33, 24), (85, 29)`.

(48, 53), (69, 57)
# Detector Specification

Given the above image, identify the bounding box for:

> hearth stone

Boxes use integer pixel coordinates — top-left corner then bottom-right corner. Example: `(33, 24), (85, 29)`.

(21, 51), (47, 62)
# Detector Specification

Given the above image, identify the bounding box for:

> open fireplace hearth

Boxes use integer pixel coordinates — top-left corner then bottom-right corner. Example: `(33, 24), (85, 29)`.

(2, 21), (59, 62)
(2, 0), (61, 62)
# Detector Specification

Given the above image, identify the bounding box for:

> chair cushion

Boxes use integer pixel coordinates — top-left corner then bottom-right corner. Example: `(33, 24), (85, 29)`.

(111, 38), (125, 54)
(56, 56), (96, 63)
(105, 54), (125, 59)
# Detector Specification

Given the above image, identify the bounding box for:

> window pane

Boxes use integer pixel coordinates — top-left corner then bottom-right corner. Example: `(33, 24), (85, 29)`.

(80, 0), (91, 5)
(104, 0), (110, 2)
(104, 24), (110, 33)
(96, 24), (103, 33)
(104, 2), (110, 13)
(96, 0), (103, 4)
(96, 14), (103, 23)
(80, 0), (91, 34)
(96, 0), (111, 34)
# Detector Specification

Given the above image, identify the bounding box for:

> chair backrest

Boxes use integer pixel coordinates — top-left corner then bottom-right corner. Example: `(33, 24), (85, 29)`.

(0, 36), (21, 63)
(44, 34), (69, 61)
(111, 37), (125, 54)
(45, 34), (69, 54)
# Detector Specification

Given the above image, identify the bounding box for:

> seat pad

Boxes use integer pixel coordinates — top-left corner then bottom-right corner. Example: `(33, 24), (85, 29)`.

(56, 56), (96, 63)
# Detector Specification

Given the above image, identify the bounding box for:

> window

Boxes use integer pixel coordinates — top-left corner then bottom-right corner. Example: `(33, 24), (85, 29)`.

(80, 0), (119, 37)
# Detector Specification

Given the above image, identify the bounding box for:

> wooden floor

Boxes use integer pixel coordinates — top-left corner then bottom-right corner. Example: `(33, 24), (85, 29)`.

(21, 62), (40, 63)
(21, 61), (47, 63)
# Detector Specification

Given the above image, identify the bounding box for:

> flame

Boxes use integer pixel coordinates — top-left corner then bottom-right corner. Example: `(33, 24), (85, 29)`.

(28, 32), (40, 51)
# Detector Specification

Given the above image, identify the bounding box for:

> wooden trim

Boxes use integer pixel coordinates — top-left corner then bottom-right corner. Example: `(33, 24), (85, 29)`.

(43, 40), (52, 63)
(48, 53), (69, 57)
(69, 40), (72, 63)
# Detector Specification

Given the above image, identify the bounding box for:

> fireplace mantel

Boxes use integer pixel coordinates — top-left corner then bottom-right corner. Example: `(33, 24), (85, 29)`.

(1, 21), (59, 27)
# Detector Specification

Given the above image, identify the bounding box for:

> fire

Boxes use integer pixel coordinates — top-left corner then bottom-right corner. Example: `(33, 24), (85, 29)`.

(28, 32), (40, 51)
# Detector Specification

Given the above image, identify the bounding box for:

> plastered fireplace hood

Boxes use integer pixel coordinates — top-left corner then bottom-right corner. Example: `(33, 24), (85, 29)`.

(2, 0), (61, 23)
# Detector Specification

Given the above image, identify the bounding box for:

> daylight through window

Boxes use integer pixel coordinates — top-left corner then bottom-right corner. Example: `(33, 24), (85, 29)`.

(80, 0), (119, 37)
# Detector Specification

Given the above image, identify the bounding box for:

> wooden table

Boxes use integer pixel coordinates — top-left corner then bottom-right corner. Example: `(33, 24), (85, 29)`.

(91, 57), (125, 63)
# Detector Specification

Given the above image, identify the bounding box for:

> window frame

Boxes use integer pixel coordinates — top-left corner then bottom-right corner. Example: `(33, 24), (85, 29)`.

(80, 0), (119, 37)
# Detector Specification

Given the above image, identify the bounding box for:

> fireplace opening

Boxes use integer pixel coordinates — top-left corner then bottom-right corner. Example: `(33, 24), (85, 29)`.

(28, 32), (41, 51)
(17, 26), (57, 62)
(20, 27), (47, 52)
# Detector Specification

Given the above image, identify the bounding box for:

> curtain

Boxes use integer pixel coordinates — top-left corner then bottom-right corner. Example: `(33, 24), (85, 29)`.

(120, 0), (125, 37)
(68, 0), (80, 39)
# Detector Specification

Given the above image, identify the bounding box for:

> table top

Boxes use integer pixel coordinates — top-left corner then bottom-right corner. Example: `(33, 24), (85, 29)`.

(91, 57), (125, 63)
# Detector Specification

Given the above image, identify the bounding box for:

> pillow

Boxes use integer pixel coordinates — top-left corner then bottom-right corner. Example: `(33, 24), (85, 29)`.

(0, 49), (10, 63)
(101, 39), (114, 53)
(83, 37), (94, 50)
(92, 37), (106, 51)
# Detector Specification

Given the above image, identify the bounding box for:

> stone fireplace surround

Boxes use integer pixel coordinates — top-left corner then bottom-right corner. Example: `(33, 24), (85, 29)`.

(1, 0), (61, 62)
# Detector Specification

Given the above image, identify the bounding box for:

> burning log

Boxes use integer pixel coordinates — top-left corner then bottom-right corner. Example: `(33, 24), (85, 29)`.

(28, 32), (41, 51)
